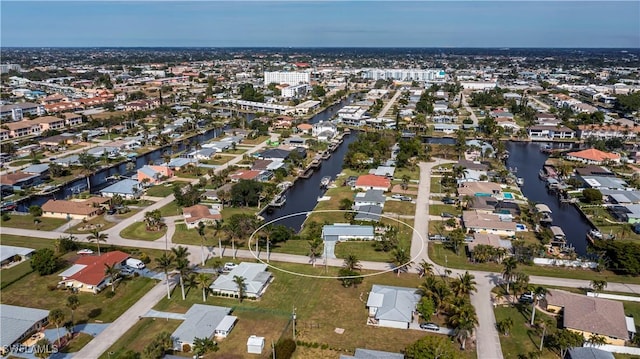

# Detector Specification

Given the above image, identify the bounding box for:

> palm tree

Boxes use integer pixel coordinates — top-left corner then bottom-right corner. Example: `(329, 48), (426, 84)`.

(197, 221), (207, 266)
(529, 286), (547, 326)
(449, 304), (478, 350)
(497, 317), (514, 336)
(233, 275), (246, 303)
(590, 279), (607, 297)
(308, 237), (323, 267)
(104, 263), (119, 293)
(536, 317), (554, 351)
(155, 253), (174, 299)
(390, 246), (412, 276)
(501, 256), (518, 298)
(171, 246), (191, 300)
(66, 295), (80, 330)
(451, 271), (477, 296)
(260, 225), (275, 263)
(512, 272), (530, 302)
(587, 334), (607, 347)
(418, 259), (434, 278)
(48, 309), (65, 346)
(343, 254), (361, 272)
(212, 220), (225, 258)
(87, 230), (108, 256)
(196, 273), (210, 302)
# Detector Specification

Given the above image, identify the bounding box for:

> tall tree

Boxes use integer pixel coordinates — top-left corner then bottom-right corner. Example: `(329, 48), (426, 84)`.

(501, 256), (518, 297)
(390, 246), (412, 276)
(529, 286), (548, 325)
(155, 253), (174, 299)
(48, 309), (65, 346)
(66, 295), (80, 330)
(233, 275), (246, 303)
(308, 237), (323, 267)
(78, 151), (99, 192)
(171, 246), (191, 300)
(590, 279), (607, 296)
(104, 263), (119, 293)
(87, 230), (108, 256)
(196, 273), (210, 302)
(197, 221), (207, 266)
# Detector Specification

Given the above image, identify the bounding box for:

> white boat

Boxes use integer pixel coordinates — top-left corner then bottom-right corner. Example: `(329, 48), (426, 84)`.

(270, 195), (286, 207)
(516, 177), (524, 186)
(320, 176), (331, 187)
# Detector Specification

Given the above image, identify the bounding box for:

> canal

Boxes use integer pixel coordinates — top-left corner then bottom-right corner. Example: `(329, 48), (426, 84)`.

(18, 94), (356, 211)
(505, 141), (593, 256)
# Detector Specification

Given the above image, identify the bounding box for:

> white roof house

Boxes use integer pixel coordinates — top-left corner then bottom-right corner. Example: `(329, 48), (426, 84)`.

(209, 262), (273, 299)
(366, 285), (420, 329)
(322, 224), (375, 242)
(0, 304), (49, 351)
(0, 245), (35, 265)
(340, 348), (404, 359)
(100, 179), (142, 199)
(171, 304), (235, 351)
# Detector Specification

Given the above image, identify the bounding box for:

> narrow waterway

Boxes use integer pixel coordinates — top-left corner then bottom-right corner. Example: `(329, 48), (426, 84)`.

(506, 141), (593, 256)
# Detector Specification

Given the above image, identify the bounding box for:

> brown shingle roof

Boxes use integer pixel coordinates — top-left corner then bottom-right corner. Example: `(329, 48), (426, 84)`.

(0, 172), (37, 185)
(545, 290), (629, 340)
(41, 198), (107, 216)
(182, 205), (222, 224)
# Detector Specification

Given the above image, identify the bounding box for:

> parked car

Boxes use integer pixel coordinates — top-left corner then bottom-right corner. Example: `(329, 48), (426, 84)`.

(391, 194), (404, 199)
(120, 268), (135, 276)
(223, 262), (238, 271)
(519, 293), (534, 303)
(441, 212), (455, 218)
(107, 208), (117, 215)
(77, 249), (94, 255)
(400, 196), (412, 202)
(420, 322), (440, 331)
(429, 234), (447, 241)
(442, 197), (456, 204)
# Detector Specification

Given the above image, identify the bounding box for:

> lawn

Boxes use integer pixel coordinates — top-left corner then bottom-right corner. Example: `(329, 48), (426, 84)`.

(158, 201), (182, 217)
(1, 214), (67, 231)
(334, 241), (393, 262)
(383, 200), (416, 216)
(429, 204), (461, 216)
(0, 260), (34, 289)
(0, 235), (58, 250)
(393, 167), (421, 181)
(221, 206), (261, 220)
(172, 223), (213, 246)
(0, 262), (156, 325)
(242, 135), (270, 145)
(209, 156), (233, 165)
(68, 212), (143, 234)
(120, 221), (167, 241)
(429, 176), (450, 194)
(61, 333), (94, 353)
(151, 261), (441, 357)
(494, 305), (558, 359)
(429, 242), (640, 285)
(145, 184), (179, 197)
(271, 239), (314, 256)
(99, 318), (182, 359)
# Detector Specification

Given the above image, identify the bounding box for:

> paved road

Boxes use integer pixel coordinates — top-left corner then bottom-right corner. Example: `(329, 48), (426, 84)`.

(528, 95), (551, 112)
(72, 278), (177, 359)
(378, 89), (403, 118)
(461, 93), (479, 127)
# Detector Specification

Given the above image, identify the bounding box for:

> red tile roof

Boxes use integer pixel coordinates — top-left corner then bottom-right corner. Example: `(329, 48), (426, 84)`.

(355, 175), (391, 189)
(69, 251), (130, 286)
(567, 148), (620, 162)
(230, 170), (261, 181)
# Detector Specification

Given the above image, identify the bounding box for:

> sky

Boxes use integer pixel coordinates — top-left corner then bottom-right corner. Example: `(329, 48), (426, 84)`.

(1, 1), (639, 48)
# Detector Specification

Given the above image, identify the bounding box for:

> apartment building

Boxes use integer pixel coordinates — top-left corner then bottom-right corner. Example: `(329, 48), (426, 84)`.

(0, 102), (45, 121)
(361, 69), (445, 82)
(264, 71), (311, 86)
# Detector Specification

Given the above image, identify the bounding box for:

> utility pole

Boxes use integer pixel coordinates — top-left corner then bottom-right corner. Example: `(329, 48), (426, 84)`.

(292, 307), (297, 340)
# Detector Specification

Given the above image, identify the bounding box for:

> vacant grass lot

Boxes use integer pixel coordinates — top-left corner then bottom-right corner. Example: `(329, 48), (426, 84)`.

(429, 242), (640, 285)
(271, 239), (314, 256)
(429, 204), (461, 216)
(494, 305), (558, 359)
(145, 184), (178, 197)
(0, 260), (34, 289)
(2, 214), (67, 231)
(150, 261), (449, 358)
(99, 318), (182, 359)
(242, 135), (270, 145)
(120, 221), (166, 241)
(393, 167), (421, 181)
(334, 241), (393, 262)
(158, 201), (181, 217)
(383, 200), (416, 216)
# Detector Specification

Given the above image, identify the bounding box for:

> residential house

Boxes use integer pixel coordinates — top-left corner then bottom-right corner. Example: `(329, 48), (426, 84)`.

(340, 348), (404, 359)
(543, 289), (630, 345)
(186, 148), (217, 161)
(182, 204), (222, 229)
(22, 163), (50, 180)
(229, 170), (263, 182)
(369, 166), (396, 178)
(137, 165), (173, 185)
(87, 146), (120, 158)
(62, 113), (83, 126)
(296, 123), (313, 134)
(322, 224), (375, 242)
(33, 116), (66, 132)
(312, 121), (338, 142)
(0, 245), (35, 267)
(528, 125), (576, 140)
(609, 204), (640, 224)
(100, 179), (143, 199)
(251, 159), (285, 172)
(166, 157), (194, 170)
(52, 155), (80, 167)
(0, 305), (49, 355)
(41, 197), (110, 220)
(0, 102), (45, 121)
(601, 190), (640, 205)
(40, 133), (80, 148)
(579, 176), (628, 190)
(457, 181), (503, 198)
(354, 190), (386, 208)
(172, 304), (236, 352)
(467, 233), (512, 253)
(354, 175), (391, 192)
(462, 210), (517, 237)
(566, 347), (614, 359)
(0, 171), (40, 190)
(566, 148), (620, 165)
(366, 285), (421, 329)
(284, 136), (310, 148)
(58, 251), (131, 293)
(353, 205), (382, 222)
(577, 124), (640, 141)
(209, 262), (273, 299)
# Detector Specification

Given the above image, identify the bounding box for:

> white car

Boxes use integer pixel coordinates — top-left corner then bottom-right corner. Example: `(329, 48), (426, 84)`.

(77, 249), (94, 255)
(223, 263), (238, 271)
(391, 194), (404, 199)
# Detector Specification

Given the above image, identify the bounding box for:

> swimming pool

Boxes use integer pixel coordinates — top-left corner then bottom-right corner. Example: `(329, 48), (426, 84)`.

(503, 192), (515, 200)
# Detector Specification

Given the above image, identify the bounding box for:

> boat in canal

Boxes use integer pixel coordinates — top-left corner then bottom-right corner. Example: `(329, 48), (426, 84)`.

(549, 225), (567, 246)
(270, 194), (287, 207)
(320, 176), (331, 188)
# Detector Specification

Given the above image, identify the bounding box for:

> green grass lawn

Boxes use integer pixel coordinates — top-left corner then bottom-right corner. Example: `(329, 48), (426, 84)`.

(151, 261), (441, 357)
(429, 204), (461, 216)
(271, 239), (314, 256)
(158, 201), (182, 217)
(145, 184), (179, 197)
(61, 333), (94, 353)
(383, 200), (416, 216)
(221, 206), (261, 220)
(429, 242), (640, 285)
(2, 214), (67, 231)
(172, 223), (215, 246)
(430, 176), (451, 194)
(334, 241), (393, 262)
(209, 156), (233, 165)
(242, 135), (270, 145)
(99, 318), (182, 359)
(0, 235), (57, 249)
(393, 167), (421, 181)
(494, 305), (558, 359)
(0, 260), (34, 289)
(120, 221), (167, 241)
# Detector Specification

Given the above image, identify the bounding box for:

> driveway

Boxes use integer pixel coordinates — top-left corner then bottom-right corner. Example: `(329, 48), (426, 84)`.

(324, 240), (337, 259)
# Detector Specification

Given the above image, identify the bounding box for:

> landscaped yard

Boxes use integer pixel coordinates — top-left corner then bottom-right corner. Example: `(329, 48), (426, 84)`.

(1, 214), (67, 231)
(172, 223), (219, 247)
(120, 221), (167, 241)
(158, 201), (182, 217)
(393, 167), (421, 181)
(148, 261), (461, 358)
(0, 260), (34, 289)
(334, 241), (394, 262)
(99, 318), (182, 359)
(494, 304), (558, 359)
(145, 184), (179, 197)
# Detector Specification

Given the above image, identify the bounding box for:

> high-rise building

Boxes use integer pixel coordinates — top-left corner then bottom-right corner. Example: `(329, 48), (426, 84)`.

(264, 71), (311, 86)
(361, 69), (446, 82)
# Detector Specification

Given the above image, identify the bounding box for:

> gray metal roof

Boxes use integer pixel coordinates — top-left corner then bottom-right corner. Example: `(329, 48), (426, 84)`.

(369, 166), (396, 177)
(354, 205), (382, 222)
(340, 348), (404, 359)
(209, 262), (272, 297)
(0, 304), (49, 347)
(100, 179), (141, 195)
(322, 224), (374, 239)
(354, 190), (386, 204)
(0, 245), (34, 263)
(22, 164), (49, 174)
(366, 285), (420, 323)
(171, 304), (231, 345)
(582, 176), (628, 190)
(567, 347), (614, 359)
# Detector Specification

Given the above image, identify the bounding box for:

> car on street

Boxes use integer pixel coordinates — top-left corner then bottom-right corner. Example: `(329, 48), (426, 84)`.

(420, 322), (440, 331)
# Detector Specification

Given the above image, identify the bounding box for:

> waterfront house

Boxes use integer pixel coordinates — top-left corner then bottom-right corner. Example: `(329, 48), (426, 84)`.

(229, 170), (262, 182)
(172, 305), (236, 352)
(182, 204), (222, 229)
(0, 305), (49, 355)
(137, 165), (173, 185)
(467, 233), (512, 253)
(577, 124), (640, 141)
(608, 205), (640, 224)
(354, 190), (386, 208)
(353, 205), (382, 222)
(369, 166), (396, 178)
(209, 262), (273, 299)
(542, 289), (630, 345)
(312, 121), (338, 142)
(566, 148), (621, 165)
(0, 171), (40, 190)
(527, 125), (575, 140)
(354, 175), (391, 192)
(100, 179), (143, 199)
(251, 159), (285, 172)
(457, 181), (502, 198)
(52, 155), (80, 167)
(366, 285), (420, 329)
(58, 251), (131, 293)
(41, 197), (110, 220)
(462, 210), (516, 237)
(579, 176), (628, 190)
